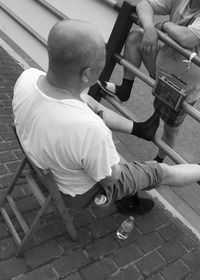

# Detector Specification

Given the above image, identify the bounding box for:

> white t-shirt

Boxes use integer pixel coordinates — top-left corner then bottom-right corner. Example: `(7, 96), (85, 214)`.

(12, 68), (120, 197)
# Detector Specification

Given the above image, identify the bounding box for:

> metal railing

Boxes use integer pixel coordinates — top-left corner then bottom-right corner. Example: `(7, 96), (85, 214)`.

(103, 0), (200, 66)
(96, 0), (200, 164)
(115, 54), (200, 123)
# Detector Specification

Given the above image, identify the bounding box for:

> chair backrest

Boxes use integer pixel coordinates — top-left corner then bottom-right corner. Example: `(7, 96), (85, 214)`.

(12, 124), (78, 241)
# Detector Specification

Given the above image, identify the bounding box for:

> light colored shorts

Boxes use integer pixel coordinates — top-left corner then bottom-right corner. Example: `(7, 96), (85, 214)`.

(62, 161), (162, 210)
(155, 46), (200, 127)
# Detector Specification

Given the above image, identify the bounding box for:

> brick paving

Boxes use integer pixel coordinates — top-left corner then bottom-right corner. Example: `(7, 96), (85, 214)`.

(0, 46), (200, 280)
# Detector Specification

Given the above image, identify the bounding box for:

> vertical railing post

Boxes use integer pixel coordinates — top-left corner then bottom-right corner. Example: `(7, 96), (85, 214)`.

(88, 1), (135, 101)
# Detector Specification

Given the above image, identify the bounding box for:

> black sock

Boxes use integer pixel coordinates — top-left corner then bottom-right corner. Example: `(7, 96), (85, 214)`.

(131, 110), (160, 141)
(116, 78), (134, 102)
(150, 74), (155, 79)
(154, 155), (164, 163)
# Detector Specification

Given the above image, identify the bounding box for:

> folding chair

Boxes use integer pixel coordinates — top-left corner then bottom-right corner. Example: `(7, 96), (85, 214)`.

(0, 126), (78, 256)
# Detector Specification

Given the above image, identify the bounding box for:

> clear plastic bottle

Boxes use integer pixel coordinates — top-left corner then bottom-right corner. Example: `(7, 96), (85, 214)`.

(116, 216), (134, 240)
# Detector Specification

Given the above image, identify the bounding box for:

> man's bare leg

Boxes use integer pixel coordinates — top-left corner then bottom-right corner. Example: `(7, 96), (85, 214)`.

(155, 123), (180, 162)
(124, 28), (157, 80)
(160, 163), (200, 187)
(103, 28), (157, 102)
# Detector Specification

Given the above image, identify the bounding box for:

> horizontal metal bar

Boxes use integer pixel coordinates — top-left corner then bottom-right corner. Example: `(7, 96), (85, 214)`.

(156, 29), (200, 67)
(115, 53), (155, 88)
(153, 136), (187, 164)
(0, 2), (47, 47)
(182, 102), (200, 123)
(115, 54), (200, 123)
(99, 89), (139, 121)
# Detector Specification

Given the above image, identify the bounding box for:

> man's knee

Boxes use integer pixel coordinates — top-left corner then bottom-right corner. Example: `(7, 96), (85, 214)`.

(158, 163), (172, 185)
(125, 29), (143, 49)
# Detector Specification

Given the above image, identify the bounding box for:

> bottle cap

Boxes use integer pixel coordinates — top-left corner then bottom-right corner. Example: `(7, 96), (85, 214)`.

(94, 194), (107, 205)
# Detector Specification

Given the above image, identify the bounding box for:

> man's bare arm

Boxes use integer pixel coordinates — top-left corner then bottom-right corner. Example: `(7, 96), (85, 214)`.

(161, 22), (200, 49)
(136, 0), (158, 56)
(136, 0), (155, 30)
(99, 163), (122, 187)
(82, 93), (133, 133)
(83, 92), (159, 141)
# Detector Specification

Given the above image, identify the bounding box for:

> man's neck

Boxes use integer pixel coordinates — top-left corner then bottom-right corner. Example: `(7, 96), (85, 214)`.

(39, 72), (82, 101)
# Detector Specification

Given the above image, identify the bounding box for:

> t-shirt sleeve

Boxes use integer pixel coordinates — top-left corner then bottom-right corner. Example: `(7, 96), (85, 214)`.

(148, 0), (172, 15)
(80, 92), (102, 113)
(81, 127), (120, 182)
(188, 17), (200, 40)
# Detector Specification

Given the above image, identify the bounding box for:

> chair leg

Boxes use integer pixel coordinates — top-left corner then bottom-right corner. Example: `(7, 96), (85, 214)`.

(60, 209), (78, 241)
(16, 194), (52, 256)
(0, 156), (27, 208)
(44, 171), (78, 241)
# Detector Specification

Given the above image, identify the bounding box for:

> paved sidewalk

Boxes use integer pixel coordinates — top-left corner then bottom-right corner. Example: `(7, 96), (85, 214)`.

(0, 46), (200, 280)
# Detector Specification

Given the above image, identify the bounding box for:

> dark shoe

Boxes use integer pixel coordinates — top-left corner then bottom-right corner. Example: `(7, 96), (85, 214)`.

(116, 195), (154, 216)
(98, 78), (134, 102)
(154, 155), (164, 163)
(98, 80), (133, 102)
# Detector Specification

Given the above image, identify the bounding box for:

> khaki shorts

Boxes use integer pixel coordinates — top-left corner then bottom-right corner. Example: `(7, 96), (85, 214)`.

(62, 161), (162, 210)
(154, 98), (195, 127)
(155, 47), (200, 127)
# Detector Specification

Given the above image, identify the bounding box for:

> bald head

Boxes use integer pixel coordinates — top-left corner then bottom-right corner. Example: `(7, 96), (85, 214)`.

(47, 19), (106, 81)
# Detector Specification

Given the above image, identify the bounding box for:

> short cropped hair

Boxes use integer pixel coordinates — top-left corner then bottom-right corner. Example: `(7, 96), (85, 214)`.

(47, 20), (101, 77)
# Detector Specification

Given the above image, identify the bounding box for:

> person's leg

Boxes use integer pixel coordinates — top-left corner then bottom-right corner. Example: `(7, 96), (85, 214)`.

(124, 29), (157, 80)
(103, 28), (157, 102)
(123, 29), (144, 80)
(113, 161), (161, 214)
(155, 123), (180, 162)
(160, 163), (200, 187)
(114, 160), (200, 192)
(115, 161), (200, 195)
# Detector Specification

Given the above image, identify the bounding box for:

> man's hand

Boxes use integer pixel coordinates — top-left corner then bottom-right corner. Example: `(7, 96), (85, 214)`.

(100, 163), (121, 187)
(141, 27), (158, 56)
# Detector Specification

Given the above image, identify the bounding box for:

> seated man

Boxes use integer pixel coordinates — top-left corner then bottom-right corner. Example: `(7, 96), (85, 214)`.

(12, 19), (200, 212)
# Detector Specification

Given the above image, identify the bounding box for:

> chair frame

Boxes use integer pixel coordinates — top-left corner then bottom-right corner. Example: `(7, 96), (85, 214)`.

(0, 127), (77, 256)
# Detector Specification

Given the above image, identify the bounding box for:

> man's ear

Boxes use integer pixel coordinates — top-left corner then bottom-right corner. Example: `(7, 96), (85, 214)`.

(81, 67), (90, 83)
